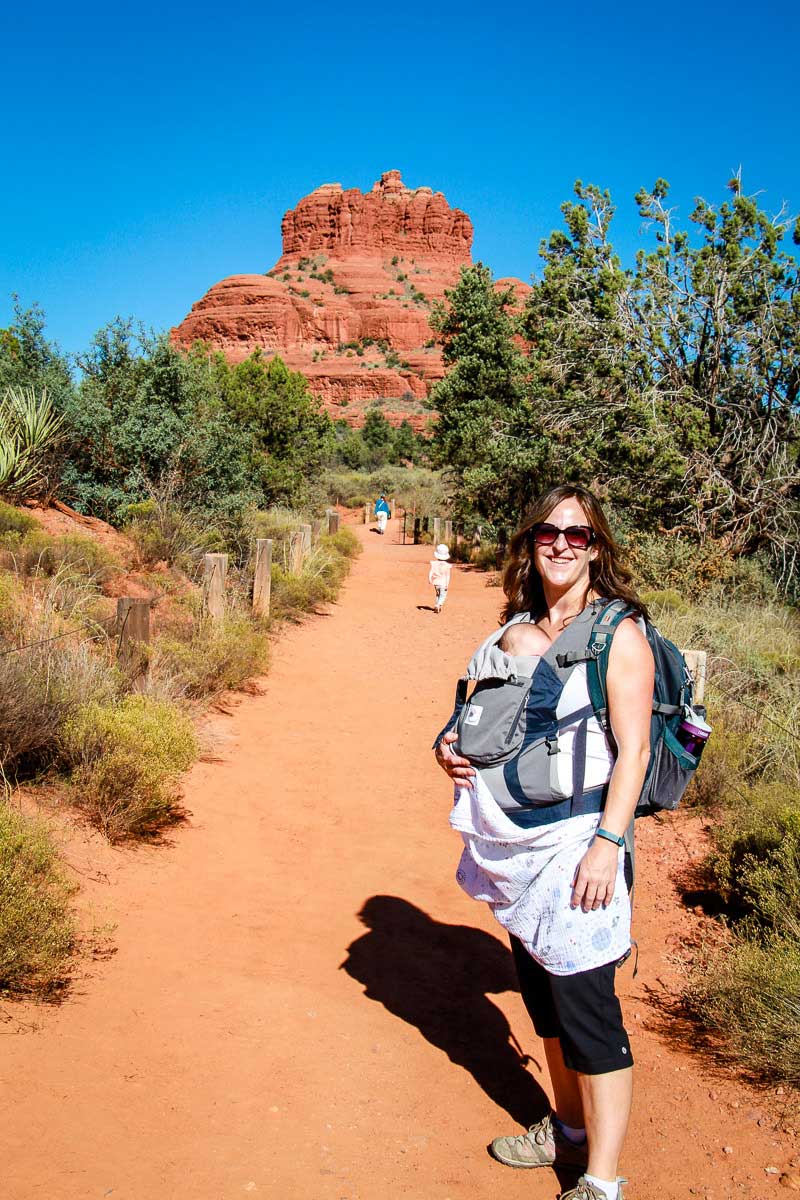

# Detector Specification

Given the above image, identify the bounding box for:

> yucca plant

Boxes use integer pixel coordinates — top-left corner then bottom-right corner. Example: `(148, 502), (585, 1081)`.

(0, 433), (36, 496)
(0, 386), (65, 499)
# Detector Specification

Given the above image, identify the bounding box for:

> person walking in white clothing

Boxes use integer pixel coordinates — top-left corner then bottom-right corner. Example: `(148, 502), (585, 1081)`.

(428, 544), (452, 613)
(375, 494), (391, 534)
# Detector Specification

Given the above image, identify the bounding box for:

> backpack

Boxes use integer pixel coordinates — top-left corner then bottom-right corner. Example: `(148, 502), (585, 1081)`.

(571, 599), (708, 817)
(436, 599), (708, 818)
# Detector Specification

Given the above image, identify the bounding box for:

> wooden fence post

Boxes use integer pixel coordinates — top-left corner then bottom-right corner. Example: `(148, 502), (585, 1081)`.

(311, 519), (322, 544)
(443, 519), (453, 545)
(327, 510), (340, 535)
(253, 538), (273, 620)
(203, 553), (228, 620)
(116, 598), (150, 686)
(495, 529), (508, 570)
(301, 523), (312, 559)
(433, 517), (442, 544)
(363, 504), (370, 525)
(390, 497), (396, 519)
(683, 650), (708, 704)
(290, 531), (304, 574)
(413, 517), (421, 544)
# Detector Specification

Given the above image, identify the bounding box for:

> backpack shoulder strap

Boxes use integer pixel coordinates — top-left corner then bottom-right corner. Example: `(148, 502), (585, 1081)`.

(585, 600), (637, 733)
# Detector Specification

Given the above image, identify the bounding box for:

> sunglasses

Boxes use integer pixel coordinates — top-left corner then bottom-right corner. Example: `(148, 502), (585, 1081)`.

(530, 523), (596, 551)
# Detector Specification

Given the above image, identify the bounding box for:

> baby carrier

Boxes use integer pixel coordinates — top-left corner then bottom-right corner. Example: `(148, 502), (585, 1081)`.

(434, 599), (708, 820)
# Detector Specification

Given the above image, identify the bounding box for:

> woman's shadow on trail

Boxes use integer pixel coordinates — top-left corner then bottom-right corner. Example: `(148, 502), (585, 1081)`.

(340, 895), (549, 1127)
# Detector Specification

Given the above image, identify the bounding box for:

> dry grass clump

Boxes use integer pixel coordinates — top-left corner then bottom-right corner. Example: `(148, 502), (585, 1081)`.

(648, 598), (800, 801)
(152, 610), (270, 699)
(64, 695), (197, 841)
(0, 528), (118, 582)
(644, 589), (800, 1088)
(269, 534), (359, 621)
(0, 802), (75, 994)
(0, 640), (118, 777)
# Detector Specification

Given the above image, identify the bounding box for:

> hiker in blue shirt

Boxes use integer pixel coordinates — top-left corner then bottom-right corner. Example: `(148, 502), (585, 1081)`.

(434, 484), (654, 1200)
(375, 494), (391, 535)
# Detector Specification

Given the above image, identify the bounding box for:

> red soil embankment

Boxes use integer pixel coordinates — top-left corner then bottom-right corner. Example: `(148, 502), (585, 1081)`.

(1, 520), (796, 1198)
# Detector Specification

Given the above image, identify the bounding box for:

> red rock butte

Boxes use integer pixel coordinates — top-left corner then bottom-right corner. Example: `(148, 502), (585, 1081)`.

(171, 170), (528, 429)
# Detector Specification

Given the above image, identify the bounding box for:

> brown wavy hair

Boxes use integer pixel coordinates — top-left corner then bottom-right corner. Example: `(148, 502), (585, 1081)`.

(501, 484), (648, 622)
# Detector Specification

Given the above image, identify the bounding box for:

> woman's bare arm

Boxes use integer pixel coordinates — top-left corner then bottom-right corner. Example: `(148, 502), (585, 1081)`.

(570, 618), (654, 911)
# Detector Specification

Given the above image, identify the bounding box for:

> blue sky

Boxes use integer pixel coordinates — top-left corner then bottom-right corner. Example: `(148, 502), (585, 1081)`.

(3, 0), (799, 358)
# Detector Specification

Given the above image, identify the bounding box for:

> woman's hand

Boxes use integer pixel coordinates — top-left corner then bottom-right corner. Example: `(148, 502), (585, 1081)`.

(434, 731), (476, 786)
(570, 838), (620, 912)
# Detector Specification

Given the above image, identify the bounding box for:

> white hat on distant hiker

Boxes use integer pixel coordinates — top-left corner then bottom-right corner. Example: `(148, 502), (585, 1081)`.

(434, 544), (450, 560)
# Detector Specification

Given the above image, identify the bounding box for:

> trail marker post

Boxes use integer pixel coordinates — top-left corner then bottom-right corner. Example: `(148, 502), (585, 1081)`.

(327, 510), (340, 535)
(253, 539), (273, 620)
(203, 553), (228, 621)
(363, 504), (370, 525)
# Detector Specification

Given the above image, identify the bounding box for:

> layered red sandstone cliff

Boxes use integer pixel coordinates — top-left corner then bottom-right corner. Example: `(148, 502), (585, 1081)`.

(171, 171), (527, 428)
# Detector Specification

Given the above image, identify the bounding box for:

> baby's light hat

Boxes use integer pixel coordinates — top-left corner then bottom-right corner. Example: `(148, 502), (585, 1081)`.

(434, 544), (450, 560)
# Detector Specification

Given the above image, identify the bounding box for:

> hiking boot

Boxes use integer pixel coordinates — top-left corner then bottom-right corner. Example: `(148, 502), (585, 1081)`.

(490, 1112), (588, 1170)
(560, 1176), (626, 1200)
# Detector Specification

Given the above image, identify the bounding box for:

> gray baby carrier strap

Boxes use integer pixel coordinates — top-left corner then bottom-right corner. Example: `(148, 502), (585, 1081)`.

(505, 603), (601, 807)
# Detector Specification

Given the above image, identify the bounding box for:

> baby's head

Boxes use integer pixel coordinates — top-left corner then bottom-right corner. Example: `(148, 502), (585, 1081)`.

(498, 622), (551, 657)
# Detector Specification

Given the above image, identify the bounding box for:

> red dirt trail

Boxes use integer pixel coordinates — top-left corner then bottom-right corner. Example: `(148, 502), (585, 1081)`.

(2, 520), (796, 1200)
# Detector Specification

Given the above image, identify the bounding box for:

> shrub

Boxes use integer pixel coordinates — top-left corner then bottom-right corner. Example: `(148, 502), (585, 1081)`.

(0, 529), (118, 581)
(152, 611), (269, 699)
(705, 788), (800, 936)
(0, 569), (27, 641)
(0, 803), (74, 993)
(626, 534), (780, 605)
(0, 501), (38, 537)
(680, 922), (800, 1087)
(123, 499), (223, 568)
(322, 527), (360, 560)
(0, 639), (118, 777)
(64, 695), (197, 841)
(473, 542), (500, 571)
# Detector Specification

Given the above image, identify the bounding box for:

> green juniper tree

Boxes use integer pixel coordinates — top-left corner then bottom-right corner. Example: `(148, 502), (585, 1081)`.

(631, 176), (800, 564)
(430, 263), (546, 524)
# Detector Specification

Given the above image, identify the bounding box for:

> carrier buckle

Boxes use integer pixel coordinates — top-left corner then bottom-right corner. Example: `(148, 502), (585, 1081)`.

(545, 735), (559, 756)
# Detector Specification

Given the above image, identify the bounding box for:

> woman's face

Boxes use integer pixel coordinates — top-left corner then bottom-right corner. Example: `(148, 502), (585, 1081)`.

(532, 497), (598, 596)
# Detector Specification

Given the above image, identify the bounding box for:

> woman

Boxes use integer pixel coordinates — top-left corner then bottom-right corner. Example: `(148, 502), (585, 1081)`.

(434, 485), (654, 1200)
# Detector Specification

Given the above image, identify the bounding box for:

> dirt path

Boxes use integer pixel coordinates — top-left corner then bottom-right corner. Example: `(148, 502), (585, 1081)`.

(1, 520), (795, 1199)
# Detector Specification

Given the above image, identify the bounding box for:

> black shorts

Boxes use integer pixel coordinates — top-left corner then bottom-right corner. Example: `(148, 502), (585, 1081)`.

(510, 936), (633, 1075)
